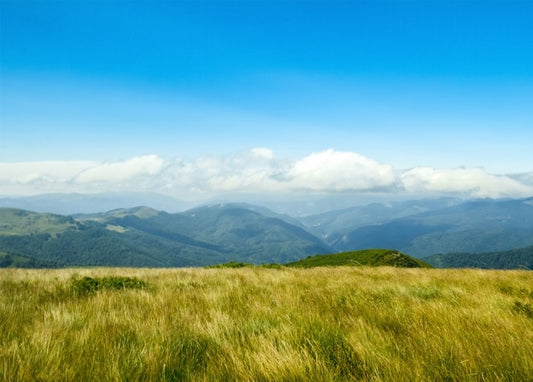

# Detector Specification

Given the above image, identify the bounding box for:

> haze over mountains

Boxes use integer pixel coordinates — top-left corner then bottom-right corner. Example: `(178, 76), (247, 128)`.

(0, 193), (189, 215)
(1, 194), (532, 269)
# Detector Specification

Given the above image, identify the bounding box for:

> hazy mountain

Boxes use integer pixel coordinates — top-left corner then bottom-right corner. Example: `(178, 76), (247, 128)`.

(328, 198), (533, 257)
(0, 192), (190, 215)
(0, 205), (331, 267)
(300, 198), (462, 239)
(0, 192), (428, 217)
(423, 245), (533, 269)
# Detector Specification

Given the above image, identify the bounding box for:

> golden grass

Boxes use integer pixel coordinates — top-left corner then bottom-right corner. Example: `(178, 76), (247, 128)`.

(1, 267), (532, 381)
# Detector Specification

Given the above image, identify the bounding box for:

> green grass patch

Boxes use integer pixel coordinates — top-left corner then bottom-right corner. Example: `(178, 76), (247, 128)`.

(513, 301), (533, 319)
(70, 276), (148, 296)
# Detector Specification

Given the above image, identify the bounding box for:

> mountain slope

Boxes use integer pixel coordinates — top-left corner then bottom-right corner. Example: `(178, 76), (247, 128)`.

(300, 198), (461, 239)
(286, 249), (432, 268)
(0, 205), (331, 267)
(0, 208), (80, 236)
(102, 204), (331, 264)
(423, 246), (533, 269)
(327, 198), (533, 257)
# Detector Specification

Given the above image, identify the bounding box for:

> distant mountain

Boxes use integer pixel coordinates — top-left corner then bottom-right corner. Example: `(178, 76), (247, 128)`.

(0, 208), (80, 236)
(423, 246), (533, 269)
(286, 249), (432, 268)
(326, 198), (533, 257)
(102, 204), (331, 264)
(0, 205), (331, 267)
(0, 192), (189, 215)
(300, 198), (461, 239)
(2, 197), (532, 268)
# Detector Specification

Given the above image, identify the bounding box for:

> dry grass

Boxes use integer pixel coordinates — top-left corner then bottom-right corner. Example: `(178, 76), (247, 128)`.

(1, 267), (532, 381)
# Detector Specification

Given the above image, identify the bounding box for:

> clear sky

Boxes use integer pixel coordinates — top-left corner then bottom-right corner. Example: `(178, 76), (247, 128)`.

(1, 0), (532, 199)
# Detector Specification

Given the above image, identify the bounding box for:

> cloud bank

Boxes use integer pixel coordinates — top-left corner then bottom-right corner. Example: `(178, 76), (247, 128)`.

(1, 149), (532, 199)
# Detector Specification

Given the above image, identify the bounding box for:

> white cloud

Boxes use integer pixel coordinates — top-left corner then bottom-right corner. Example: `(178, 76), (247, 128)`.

(167, 148), (284, 194)
(249, 147), (274, 160)
(74, 155), (164, 183)
(0, 161), (96, 194)
(0, 161), (95, 183)
(287, 149), (396, 191)
(400, 167), (533, 198)
(1, 149), (532, 199)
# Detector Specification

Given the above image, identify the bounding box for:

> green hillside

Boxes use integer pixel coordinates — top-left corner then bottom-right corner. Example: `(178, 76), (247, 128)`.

(0, 208), (80, 236)
(0, 206), (331, 267)
(286, 249), (432, 268)
(424, 245), (533, 269)
(75, 206), (160, 221)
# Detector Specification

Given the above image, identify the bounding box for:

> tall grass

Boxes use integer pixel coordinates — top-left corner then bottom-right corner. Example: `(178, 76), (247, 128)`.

(1, 267), (532, 381)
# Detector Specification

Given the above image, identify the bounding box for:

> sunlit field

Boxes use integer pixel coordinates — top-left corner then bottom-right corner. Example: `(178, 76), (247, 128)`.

(1, 267), (532, 381)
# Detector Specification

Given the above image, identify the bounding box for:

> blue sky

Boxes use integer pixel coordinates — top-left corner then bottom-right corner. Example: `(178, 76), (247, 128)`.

(1, 0), (532, 198)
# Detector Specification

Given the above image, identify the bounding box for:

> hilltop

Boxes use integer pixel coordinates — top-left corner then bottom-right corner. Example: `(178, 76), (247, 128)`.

(286, 249), (432, 268)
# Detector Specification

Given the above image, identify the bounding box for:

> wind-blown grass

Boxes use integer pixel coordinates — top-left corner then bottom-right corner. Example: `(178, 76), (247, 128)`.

(1, 267), (532, 381)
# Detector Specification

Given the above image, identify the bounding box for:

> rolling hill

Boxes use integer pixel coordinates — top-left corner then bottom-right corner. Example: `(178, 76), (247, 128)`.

(286, 249), (432, 268)
(0, 205), (331, 267)
(0, 208), (81, 236)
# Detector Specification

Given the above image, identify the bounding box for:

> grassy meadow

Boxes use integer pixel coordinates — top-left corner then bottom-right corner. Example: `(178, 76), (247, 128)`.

(1, 266), (532, 381)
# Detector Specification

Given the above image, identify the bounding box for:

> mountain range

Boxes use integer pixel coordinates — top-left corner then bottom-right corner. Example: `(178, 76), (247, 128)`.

(306, 197), (533, 257)
(0, 204), (330, 267)
(1, 195), (532, 269)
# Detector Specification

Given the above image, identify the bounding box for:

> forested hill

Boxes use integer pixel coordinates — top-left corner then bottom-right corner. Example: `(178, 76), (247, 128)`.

(423, 246), (533, 269)
(0, 206), (331, 267)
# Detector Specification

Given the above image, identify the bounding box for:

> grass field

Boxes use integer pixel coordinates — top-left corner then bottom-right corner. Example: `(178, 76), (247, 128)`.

(1, 267), (532, 381)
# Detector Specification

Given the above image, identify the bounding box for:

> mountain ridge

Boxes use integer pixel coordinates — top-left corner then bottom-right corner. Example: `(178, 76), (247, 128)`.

(321, 197), (533, 257)
(1, 197), (532, 268)
(0, 204), (332, 267)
